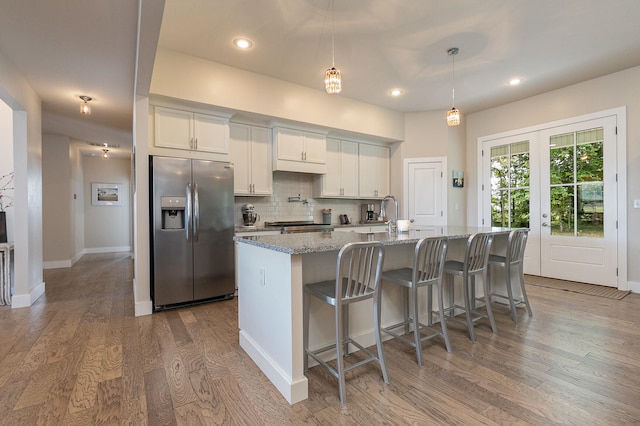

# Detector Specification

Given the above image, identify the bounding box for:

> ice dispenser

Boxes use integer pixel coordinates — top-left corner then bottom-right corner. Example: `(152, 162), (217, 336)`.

(161, 196), (186, 229)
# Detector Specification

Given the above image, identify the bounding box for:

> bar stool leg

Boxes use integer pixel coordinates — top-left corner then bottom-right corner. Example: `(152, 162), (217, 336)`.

(374, 292), (390, 383)
(411, 286), (423, 366)
(336, 303), (347, 404)
(481, 268), (497, 333)
(518, 263), (533, 316)
(436, 283), (452, 353)
(463, 273), (477, 342)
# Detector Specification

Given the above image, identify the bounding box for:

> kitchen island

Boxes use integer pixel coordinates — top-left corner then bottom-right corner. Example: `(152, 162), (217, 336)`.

(233, 226), (513, 404)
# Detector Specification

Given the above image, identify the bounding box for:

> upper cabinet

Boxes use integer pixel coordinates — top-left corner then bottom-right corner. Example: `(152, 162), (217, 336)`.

(229, 123), (272, 196)
(314, 138), (359, 198)
(358, 143), (390, 199)
(152, 104), (231, 159)
(272, 126), (327, 174)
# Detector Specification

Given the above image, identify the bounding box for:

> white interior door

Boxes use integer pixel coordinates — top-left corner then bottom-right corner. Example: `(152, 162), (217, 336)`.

(405, 158), (446, 226)
(539, 117), (618, 286)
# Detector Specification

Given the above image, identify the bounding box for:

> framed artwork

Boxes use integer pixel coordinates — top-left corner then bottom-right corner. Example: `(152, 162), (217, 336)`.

(92, 183), (123, 206)
(452, 171), (464, 188)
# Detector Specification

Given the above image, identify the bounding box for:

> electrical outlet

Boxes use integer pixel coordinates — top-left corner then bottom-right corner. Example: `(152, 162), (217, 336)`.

(634, 200), (640, 209)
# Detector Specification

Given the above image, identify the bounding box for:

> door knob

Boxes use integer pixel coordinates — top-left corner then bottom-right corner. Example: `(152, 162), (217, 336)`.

(542, 213), (548, 218)
(542, 222), (549, 227)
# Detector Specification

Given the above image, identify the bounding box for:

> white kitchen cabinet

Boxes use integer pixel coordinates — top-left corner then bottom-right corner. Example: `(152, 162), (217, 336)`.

(315, 138), (359, 198)
(230, 123), (272, 195)
(358, 143), (390, 199)
(154, 106), (229, 154)
(272, 127), (327, 174)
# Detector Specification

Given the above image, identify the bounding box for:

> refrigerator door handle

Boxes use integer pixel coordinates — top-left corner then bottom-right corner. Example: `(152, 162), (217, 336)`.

(186, 183), (192, 241)
(193, 182), (200, 243)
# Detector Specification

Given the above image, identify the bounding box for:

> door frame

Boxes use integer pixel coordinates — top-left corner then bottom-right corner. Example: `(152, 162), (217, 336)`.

(476, 107), (628, 290)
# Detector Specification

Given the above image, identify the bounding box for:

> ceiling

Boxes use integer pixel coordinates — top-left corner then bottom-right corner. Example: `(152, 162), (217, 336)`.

(1, 0), (640, 154)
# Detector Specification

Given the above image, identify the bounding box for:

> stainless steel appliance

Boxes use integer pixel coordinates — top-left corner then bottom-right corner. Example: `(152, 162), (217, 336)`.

(150, 156), (235, 310)
(264, 220), (334, 234)
(241, 203), (260, 227)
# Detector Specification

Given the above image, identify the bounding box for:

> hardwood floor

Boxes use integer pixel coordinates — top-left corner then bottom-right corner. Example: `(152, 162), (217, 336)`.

(1, 252), (640, 425)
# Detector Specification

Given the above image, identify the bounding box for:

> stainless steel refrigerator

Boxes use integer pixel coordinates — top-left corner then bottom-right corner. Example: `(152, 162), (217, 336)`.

(150, 156), (235, 310)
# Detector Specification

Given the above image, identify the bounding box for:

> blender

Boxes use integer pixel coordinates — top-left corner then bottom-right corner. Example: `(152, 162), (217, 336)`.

(241, 204), (260, 227)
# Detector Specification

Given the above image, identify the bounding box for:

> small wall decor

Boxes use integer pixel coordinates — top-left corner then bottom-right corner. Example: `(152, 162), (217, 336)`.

(92, 183), (123, 206)
(452, 170), (464, 188)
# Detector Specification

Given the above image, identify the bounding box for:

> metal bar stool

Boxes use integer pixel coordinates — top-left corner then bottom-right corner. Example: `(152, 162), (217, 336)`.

(303, 241), (389, 405)
(443, 233), (497, 342)
(488, 229), (532, 323)
(380, 236), (451, 367)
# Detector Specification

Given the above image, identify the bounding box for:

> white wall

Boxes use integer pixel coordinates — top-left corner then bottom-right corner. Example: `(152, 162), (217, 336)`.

(82, 155), (131, 252)
(42, 134), (72, 266)
(465, 66), (640, 285)
(0, 99), (14, 240)
(0, 47), (44, 308)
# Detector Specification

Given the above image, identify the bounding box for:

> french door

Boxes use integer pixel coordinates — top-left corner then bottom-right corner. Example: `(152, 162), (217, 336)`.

(482, 115), (619, 286)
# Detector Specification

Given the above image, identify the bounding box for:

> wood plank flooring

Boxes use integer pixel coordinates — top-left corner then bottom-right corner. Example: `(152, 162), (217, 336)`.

(1, 252), (640, 425)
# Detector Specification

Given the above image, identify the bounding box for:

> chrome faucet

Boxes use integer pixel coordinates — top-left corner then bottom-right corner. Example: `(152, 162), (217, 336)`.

(380, 195), (399, 232)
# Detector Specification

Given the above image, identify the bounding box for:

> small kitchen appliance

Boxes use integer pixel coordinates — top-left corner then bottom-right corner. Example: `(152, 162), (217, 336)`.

(361, 203), (377, 223)
(241, 204), (260, 227)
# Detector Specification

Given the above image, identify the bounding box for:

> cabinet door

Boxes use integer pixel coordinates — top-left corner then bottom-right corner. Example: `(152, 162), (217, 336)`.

(194, 113), (228, 153)
(229, 124), (252, 195)
(322, 138), (342, 197)
(359, 144), (389, 198)
(250, 126), (272, 195)
(275, 128), (304, 161)
(340, 140), (359, 197)
(154, 106), (192, 150)
(303, 132), (326, 164)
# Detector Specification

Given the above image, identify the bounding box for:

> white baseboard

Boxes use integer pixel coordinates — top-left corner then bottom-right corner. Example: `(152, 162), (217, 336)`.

(628, 281), (640, 294)
(84, 246), (132, 254)
(135, 299), (153, 317)
(43, 260), (72, 269)
(44, 246), (132, 269)
(12, 281), (45, 308)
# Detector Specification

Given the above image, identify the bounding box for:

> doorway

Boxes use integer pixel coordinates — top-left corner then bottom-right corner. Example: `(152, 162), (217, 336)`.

(480, 108), (626, 288)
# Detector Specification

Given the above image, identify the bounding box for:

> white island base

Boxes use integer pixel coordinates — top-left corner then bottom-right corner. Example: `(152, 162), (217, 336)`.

(235, 227), (514, 404)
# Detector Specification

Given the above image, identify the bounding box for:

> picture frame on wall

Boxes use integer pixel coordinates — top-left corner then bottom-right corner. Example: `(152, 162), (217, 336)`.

(92, 183), (123, 206)
(452, 171), (464, 188)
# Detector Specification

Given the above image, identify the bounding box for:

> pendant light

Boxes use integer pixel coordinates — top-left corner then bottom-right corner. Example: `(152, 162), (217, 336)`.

(79, 95), (92, 115)
(446, 48), (460, 126)
(102, 149), (109, 159)
(324, 0), (341, 94)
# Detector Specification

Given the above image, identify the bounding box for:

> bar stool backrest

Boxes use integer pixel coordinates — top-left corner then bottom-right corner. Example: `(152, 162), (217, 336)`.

(413, 237), (448, 284)
(464, 233), (493, 274)
(336, 242), (385, 304)
(507, 229), (528, 265)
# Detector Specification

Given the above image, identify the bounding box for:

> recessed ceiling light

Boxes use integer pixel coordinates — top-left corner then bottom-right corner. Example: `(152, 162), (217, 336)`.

(508, 78), (522, 86)
(389, 88), (404, 97)
(233, 38), (253, 49)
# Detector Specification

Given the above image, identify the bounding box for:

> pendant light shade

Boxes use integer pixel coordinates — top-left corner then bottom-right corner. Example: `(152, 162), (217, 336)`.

(325, 67), (341, 94)
(447, 48), (460, 127)
(325, 0), (341, 94)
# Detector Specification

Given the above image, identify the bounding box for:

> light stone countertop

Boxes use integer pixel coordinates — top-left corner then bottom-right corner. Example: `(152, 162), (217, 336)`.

(233, 226), (513, 255)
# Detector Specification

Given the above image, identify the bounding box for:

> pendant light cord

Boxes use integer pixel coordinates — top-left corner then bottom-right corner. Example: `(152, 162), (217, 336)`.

(330, 0), (335, 68)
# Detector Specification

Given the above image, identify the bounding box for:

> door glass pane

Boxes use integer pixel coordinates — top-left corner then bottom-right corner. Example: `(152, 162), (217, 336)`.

(490, 141), (530, 228)
(577, 183), (604, 237)
(550, 133), (574, 185)
(550, 186), (574, 236)
(548, 127), (604, 238)
(511, 188), (530, 228)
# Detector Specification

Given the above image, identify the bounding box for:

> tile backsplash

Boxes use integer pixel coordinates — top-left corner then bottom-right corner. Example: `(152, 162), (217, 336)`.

(234, 171), (379, 226)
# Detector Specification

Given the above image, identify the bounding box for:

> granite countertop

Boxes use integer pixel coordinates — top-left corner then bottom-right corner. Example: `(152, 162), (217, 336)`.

(234, 222), (386, 233)
(233, 226), (513, 255)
